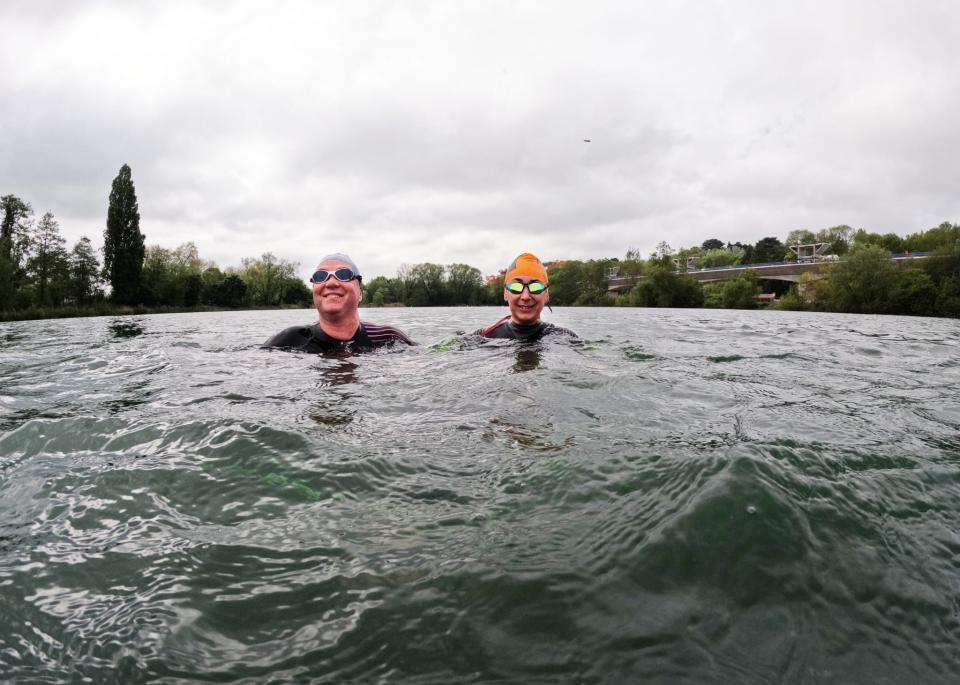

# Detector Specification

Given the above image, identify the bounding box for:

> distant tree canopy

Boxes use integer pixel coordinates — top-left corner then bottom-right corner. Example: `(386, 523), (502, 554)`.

(239, 252), (309, 306)
(103, 164), (145, 305)
(752, 236), (787, 264)
(27, 212), (69, 307)
(2, 180), (959, 322)
(69, 237), (103, 305)
(1, 195), (33, 310)
(363, 262), (495, 307)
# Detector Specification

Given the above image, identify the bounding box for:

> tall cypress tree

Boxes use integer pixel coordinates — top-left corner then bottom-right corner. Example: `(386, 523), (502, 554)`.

(103, 164), (145, 305)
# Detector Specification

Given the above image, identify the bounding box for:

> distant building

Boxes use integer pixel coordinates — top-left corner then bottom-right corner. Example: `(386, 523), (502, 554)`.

(789, 242), (830, 262)
(672, 255), (700, 271)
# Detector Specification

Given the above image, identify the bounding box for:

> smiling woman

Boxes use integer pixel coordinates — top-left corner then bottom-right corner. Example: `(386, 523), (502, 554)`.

(475, 252), (578, 341)
(263, 252), (414, 352)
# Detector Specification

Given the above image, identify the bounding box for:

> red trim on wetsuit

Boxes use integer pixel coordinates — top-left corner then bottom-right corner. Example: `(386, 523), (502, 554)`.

(480, 315), (511, 337)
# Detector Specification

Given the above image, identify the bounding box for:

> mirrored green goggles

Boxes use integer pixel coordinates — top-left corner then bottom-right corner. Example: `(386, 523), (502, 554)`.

(505, 280), (548, 295)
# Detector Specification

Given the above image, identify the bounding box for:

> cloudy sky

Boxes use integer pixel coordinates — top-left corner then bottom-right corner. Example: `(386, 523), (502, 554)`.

(2, 1), (958, 279)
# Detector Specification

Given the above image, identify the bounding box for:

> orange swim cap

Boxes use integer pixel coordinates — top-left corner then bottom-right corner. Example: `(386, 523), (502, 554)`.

(505, 253), (548, 284)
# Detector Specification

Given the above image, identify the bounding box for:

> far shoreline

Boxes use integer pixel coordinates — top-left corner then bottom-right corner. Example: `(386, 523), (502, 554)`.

(0, 303), (314, 324)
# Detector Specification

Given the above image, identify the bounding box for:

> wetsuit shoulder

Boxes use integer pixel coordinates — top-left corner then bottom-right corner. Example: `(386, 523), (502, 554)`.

(474, 315), (513, 338)
(263, 325), (314, 349)
(360, 321), (415, 347)
(264, 323), (349, 353)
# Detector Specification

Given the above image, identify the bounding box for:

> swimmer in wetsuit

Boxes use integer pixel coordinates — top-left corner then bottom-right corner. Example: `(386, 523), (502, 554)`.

(474, 252), (577, 341)
(263, 253), (413, 353)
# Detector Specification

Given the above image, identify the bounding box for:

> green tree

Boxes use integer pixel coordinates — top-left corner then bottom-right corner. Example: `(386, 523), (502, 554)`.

(394, 264), (415, 305)
(633, 265), (703, 308)
(752, 236), (786, 264)
(546, 260), (585, 305)
(139, 246), (175, 305)
(217, 274), (248, 307)
(777, 286), (804, 311)
(650, 241), (674, 266)
(852, 229), (904, 253)
(68, 236), (103, 305)
(26, 212), (69, 306)
(906, 222), (959, 253)
(363, 275), (396, 306)
(699, 248), (742, 268)
(240, 253), (298, 306)
(620, 248), (645, 278)
(825, 244), (896, 314)
(721, 271), (760, 309)
(280, 276), (311, 305)
(816, 225), (852, 256)
(785, 229), (817, 247)
(935, 276), (960, 318)
(183, 273), (203, 306)
(1, 195), (33, 310)
(888, 268), (937, 316)
(200, 267), (225, 305)
(796, 271), (832, 310)
(483, 272), (505, 305)
(103, 164), (145, 305)
(409, 263), (446, 305)
(702, 238), (725, 251)
(702, 283), (724, 308)
(446, 263), (483, 305)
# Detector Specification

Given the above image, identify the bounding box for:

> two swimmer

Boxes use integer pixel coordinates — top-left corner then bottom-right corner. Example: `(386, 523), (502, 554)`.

(263, 251), (576, 352)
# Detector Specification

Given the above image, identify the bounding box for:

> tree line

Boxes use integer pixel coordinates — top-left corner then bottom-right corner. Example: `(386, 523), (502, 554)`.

(536, 223), (959, 317)
(1, 165), (313, 319)
(3, 164), (957, 319)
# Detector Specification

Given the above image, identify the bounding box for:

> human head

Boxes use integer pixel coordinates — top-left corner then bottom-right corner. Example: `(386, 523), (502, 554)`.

(312, 253), (363, 321)
(503, 252), (549, 325)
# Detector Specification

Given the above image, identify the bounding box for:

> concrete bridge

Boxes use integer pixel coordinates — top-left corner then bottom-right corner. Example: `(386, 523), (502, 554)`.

(607, 253), (929, 293)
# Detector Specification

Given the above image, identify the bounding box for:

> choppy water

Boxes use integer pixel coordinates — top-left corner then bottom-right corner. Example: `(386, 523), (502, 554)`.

(1, 307), (959, 684)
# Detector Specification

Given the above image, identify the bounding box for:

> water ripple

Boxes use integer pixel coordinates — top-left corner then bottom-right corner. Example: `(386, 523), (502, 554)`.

(1, 308), (959, 683)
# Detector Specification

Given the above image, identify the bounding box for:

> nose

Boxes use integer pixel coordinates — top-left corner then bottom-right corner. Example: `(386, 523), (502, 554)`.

(319, 277), (344, 291)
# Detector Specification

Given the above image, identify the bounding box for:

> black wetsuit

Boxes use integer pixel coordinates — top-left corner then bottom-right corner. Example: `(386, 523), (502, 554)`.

(474, 316), (578, 341)
(263, 322), (413, 353)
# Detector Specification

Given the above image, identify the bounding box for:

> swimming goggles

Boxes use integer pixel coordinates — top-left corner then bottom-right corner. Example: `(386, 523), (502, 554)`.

(505, 280), (547, 295)
(310, 268), (362, 284)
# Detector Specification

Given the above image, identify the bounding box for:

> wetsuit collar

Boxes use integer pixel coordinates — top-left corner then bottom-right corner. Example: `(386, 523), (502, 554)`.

(508, 320), (545, 340)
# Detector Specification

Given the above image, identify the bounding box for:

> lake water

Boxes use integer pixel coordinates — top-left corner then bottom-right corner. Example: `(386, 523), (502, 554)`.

(1, 307), (959, 683)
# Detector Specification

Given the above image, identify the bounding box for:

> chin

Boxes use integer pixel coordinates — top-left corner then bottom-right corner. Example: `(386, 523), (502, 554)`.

(512, 310), (540, 324)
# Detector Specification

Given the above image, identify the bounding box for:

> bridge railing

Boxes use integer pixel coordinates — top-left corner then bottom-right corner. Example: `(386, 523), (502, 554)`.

(686, 251), (929, 273)
(688, 259), (811, 273)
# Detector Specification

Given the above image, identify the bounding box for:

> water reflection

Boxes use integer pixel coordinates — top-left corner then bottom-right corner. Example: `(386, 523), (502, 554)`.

(511, 345), (542, 373)
(316, 359), (359, 387)
(309, 359), (358, 426)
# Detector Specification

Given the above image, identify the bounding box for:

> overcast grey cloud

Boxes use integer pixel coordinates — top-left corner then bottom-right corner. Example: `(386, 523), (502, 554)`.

(1, 1), (958, 279)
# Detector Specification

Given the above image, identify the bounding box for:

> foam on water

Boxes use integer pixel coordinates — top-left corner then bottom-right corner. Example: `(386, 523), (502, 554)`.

(1, 307), (959, 683)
